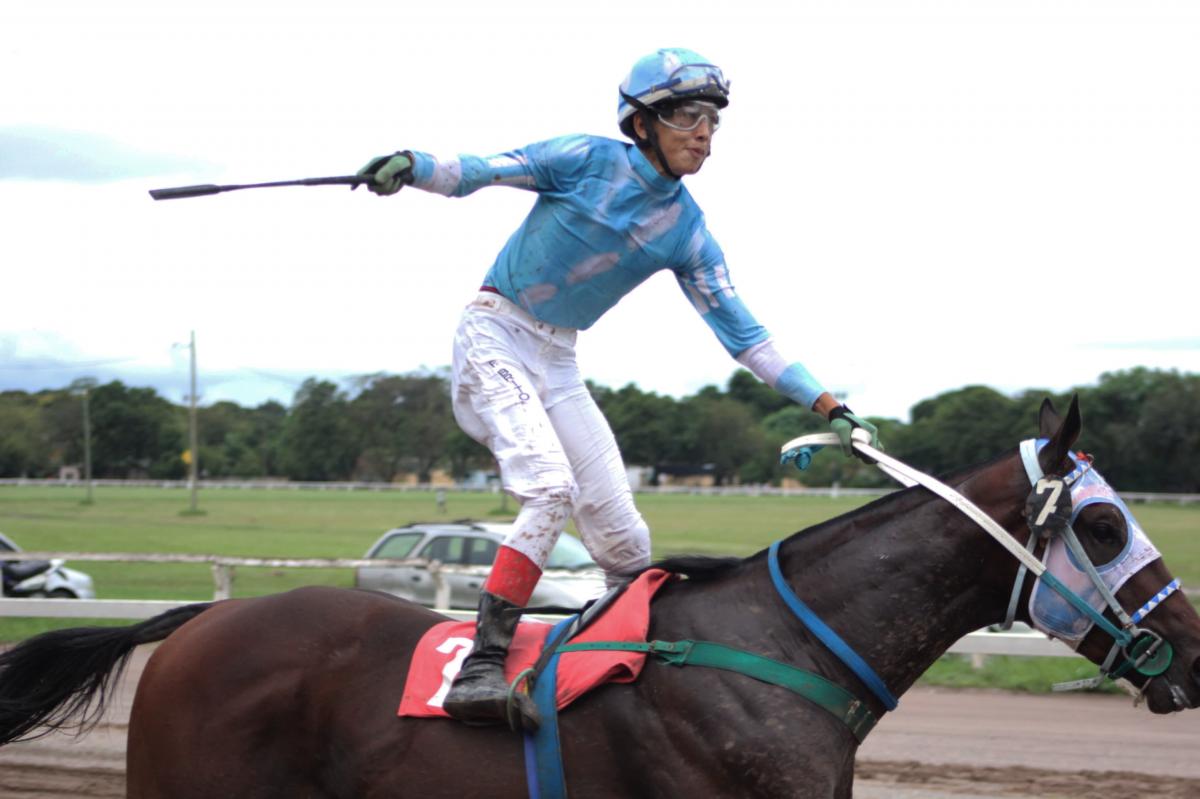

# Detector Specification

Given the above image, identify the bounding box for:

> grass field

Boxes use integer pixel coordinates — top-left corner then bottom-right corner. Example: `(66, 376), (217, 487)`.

(2, 484), (1197, 694)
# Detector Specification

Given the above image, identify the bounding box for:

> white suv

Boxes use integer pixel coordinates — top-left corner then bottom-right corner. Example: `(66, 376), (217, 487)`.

(355, 521), (605, 610)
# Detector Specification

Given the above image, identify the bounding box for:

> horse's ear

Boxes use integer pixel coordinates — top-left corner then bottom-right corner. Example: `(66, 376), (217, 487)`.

(1037, 398), (1061, 437)
(1038, 394), (1082, 475)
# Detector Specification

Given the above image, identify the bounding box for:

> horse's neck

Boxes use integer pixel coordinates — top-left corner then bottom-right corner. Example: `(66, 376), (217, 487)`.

(777, 459), (1027, 697)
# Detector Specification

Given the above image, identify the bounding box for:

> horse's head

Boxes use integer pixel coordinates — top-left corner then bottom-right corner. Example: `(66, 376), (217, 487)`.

(1025, 397), (1200, 713)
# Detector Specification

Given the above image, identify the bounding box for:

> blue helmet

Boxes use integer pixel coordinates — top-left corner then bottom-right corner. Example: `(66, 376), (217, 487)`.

(618, 48), (730, 139)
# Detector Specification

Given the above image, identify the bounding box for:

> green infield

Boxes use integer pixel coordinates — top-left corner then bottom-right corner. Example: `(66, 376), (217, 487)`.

(2, 484), (1197, 695)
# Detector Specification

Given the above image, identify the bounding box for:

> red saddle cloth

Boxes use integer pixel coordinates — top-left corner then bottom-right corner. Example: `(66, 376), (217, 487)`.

(398, 569), (672, 718)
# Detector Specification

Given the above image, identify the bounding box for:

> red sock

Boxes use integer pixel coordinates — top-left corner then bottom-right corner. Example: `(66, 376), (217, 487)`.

(484, 546), (542, 606)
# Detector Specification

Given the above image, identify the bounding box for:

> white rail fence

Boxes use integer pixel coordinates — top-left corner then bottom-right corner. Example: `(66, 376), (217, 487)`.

(0, 551), (500, 608)
(3, 477), (1198, 503)
(1, 551), (1083, 659)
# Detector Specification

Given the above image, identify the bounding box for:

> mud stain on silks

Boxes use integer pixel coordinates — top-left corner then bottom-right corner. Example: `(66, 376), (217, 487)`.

(511, 491), (572, 564)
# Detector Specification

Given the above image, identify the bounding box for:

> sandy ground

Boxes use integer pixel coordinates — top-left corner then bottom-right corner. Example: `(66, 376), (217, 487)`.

(855, 686), (1200, 798)
(2, 645), (1199, 798)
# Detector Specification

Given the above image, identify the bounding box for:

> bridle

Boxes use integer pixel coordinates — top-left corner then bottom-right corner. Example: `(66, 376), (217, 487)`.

(1014, 439), (1184, 704)
(779, 430), (1188, 708)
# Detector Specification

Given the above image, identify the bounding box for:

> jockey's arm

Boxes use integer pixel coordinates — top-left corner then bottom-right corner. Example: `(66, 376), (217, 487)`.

(673, 239), (881, 462)
(357, 136), (592, 198)
(735, 339), (837, 417)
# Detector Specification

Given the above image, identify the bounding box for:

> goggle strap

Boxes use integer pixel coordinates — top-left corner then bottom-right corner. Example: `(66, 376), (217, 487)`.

(620, 90), (685, 180)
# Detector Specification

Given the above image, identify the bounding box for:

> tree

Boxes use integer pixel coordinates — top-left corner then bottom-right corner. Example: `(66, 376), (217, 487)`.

(679, 396), (764, 486)
(88, 381), (185, 478)
(279, 380), (356, 481)
(2, 366), (1197, 491)
(725, 369), (791, 418)
(897, 385), (1027, 477)
(194, 400), (286, 478)
(593, 383), (685, 469)
(1078, 369), (1200, 491)
(197, 401), (247, 477)
(248, 401), (288, 477)
(395, 372), (456, 483)
(349, 371), (456, 482)
(0, 392), (46, 477)
(33, 388), (87, 474)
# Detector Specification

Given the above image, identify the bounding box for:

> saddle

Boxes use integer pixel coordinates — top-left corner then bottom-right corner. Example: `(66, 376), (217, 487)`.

(397, 570), (672, 719)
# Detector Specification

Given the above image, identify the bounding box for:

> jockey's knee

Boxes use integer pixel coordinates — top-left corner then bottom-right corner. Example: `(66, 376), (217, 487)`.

(502, 475), (579, 572)
(590, 518), (651, 589)
(520, 477), (579, 515)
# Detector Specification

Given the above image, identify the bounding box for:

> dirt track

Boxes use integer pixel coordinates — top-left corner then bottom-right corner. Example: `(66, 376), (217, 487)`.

(2, 645), (1199, 798)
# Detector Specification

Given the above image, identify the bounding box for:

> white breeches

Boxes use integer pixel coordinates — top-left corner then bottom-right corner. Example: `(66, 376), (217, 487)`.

(451, 293), (651, 584)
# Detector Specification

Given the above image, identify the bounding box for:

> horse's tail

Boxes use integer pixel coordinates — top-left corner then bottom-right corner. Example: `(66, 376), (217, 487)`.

(0, 602), (214, 745)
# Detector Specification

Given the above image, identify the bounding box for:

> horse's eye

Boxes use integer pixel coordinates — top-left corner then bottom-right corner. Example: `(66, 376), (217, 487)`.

(1091, 521), (1121, 544)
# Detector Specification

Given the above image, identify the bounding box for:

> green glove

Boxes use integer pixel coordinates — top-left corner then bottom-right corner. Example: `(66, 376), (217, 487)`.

(355, 151), (414, 196)
(828, 405), (882, 461)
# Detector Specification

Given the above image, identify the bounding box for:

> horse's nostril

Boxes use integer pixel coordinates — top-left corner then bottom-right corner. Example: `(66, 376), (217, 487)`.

(1192, 655), (1200, 689)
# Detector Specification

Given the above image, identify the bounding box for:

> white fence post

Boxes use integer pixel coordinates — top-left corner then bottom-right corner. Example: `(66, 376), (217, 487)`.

(212, 563), (234, 600)
(431, 563), (450, 610)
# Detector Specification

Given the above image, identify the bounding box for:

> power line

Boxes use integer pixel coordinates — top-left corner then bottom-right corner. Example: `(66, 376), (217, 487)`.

(0, 357), (139, 371)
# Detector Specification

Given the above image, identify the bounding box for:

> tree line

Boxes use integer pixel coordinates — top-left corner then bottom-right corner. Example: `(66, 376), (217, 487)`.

(0, 367), (1195, 492)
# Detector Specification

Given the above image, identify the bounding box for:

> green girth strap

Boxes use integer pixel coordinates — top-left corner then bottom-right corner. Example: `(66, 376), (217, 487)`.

(556, 639), (878, 743)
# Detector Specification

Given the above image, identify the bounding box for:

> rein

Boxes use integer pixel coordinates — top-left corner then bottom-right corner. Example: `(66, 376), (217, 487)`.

(523, 433), (1187, 798)
(781, 430), (1182, 692)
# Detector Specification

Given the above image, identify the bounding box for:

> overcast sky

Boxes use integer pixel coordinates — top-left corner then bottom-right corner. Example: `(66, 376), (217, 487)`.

(2, 0), (1197, 422)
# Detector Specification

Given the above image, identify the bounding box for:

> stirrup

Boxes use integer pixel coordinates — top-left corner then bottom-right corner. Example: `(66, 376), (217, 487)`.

(506, 668), (539, 732)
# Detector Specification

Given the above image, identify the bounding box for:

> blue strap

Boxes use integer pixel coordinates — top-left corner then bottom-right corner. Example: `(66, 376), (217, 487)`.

(768, 541), (899, 710)
(522, 735), (540, 798)
(524, 617), (574, 799)
(1131, 578), (1181, 625)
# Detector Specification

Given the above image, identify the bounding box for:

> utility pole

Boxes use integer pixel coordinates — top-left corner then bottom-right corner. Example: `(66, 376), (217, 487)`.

(187, 330), (199, 513)
(82, 384), (94, 504)
(70, 378), (97, 505)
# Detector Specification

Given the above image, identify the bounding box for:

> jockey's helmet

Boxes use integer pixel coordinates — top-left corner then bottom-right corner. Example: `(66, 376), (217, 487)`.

(618, 48), (730, 140)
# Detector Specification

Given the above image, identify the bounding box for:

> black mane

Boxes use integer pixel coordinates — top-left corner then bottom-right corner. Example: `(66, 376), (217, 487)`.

(643, 554), (744, 581)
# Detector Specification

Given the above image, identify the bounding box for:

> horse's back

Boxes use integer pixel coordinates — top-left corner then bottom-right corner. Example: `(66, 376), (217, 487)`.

(126, 587), (461, 798)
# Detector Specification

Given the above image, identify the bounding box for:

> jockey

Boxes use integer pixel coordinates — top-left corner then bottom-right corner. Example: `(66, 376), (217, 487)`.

(356, 47), (881, 730)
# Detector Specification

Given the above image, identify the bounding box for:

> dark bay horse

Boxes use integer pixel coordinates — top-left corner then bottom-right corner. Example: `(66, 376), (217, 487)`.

(2, 398), (1199, 798)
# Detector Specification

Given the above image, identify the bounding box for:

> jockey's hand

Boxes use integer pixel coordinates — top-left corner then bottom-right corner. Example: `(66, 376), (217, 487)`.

(781, 445), (822, 472)
(828, 405), (882, 462)
(355, 151), (414, 196)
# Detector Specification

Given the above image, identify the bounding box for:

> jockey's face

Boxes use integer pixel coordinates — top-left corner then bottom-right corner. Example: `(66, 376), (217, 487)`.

(634, 106), (715, 178)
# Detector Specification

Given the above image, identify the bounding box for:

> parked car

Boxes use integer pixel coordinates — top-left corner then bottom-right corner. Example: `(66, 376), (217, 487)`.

(355, 521), (606, 610)
(0, 531), (96, 599)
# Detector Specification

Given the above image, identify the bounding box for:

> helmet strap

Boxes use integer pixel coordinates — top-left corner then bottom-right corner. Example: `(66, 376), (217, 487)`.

(621, 92), (681, 180)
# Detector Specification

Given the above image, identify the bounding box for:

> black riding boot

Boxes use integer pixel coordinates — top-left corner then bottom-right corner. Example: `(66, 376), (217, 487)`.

(442, 591), (540, 731)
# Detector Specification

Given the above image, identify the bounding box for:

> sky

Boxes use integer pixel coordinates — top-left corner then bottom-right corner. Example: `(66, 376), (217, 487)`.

(2, 0), (1197, 423)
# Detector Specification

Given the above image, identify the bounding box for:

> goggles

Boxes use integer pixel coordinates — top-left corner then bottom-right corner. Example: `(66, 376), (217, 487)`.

(662, 62), (729, 96)
(656, 101), (721, 132)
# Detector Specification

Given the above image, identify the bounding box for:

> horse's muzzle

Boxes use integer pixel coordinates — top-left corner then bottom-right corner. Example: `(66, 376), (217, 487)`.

(1189, 655), (1200, 705)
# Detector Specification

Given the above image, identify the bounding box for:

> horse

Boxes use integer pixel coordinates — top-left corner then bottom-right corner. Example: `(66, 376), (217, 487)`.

(1, 397), (1198, 798)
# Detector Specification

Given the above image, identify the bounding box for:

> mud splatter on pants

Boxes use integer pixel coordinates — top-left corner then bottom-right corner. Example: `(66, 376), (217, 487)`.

(451, 292), (651, 588)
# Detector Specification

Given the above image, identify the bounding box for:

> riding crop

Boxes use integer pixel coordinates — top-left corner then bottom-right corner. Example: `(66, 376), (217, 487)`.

(148, 175), (373, 201)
